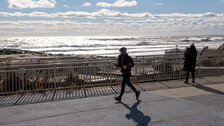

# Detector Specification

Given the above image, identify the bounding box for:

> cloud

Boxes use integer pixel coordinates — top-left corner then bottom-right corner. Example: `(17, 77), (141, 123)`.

(0, 9), (152, 19)
(1, 19), (224, 36)
(83, 2), (91, 7)
(96, 0), (137, 7)
(0, 11), (52, 17)
(124, 19), (165, 23)
(64, 4), (69, 8)
(113, 0), (137, 7)
(0, 9), (223, 36)
(96, 2), (112, 7)
(155, 2), (163, 5)
(8, 0), (56, 9)
(153, 12), (223, 18)
(1, 9), (223, 20)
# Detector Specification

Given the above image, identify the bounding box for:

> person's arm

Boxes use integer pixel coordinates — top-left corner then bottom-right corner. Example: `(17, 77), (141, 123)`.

(123, 56), (134, 71)
(115, 56), (122, 67)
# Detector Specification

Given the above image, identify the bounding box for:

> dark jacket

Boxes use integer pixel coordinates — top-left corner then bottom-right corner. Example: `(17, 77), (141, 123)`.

(116, 53), (135, 74)
(183, 46), (197, 71)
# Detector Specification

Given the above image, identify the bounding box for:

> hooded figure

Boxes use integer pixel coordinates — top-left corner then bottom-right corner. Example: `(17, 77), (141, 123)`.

(183, 43), (197, 83)
(116, 47), (135, 73)
(114, 47), (140, 102)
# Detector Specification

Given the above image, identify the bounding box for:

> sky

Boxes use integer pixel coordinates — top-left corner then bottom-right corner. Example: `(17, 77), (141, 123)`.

(0, 0), (224, 36)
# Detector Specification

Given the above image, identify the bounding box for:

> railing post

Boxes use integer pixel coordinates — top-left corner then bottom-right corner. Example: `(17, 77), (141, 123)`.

(198, 56), (201, 77)
(218, 54), (220, 76)
(135, 59), (138, 84)
(179, 58), (181, 80)
(22, 68), (24, 94)
(83, 66), (87, 97)
(89, 65), (92, 85)
(53, 65), (56, 91)
(158, 59), (160, 82)
(106, 60), (109, 85)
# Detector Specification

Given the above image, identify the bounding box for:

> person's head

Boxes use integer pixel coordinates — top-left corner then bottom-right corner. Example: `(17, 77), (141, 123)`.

(119, 47), (127, 55)
(190, 43), (195, 48)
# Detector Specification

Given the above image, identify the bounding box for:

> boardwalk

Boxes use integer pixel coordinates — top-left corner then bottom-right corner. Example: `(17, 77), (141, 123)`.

(0, 75), (224, 126)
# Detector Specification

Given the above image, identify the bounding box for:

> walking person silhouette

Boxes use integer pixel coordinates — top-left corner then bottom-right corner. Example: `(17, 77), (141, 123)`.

(114, 47), (140, 102)
(183, 43), (197, 83)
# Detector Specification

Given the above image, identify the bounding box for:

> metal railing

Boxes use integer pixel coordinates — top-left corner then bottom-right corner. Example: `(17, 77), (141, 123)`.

(0, 54), (224, 95)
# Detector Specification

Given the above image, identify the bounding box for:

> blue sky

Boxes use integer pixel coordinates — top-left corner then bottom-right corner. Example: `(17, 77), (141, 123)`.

(0, 0), (224, 36)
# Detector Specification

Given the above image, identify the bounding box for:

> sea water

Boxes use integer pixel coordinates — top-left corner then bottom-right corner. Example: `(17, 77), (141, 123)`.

(0, 35), (223, 57)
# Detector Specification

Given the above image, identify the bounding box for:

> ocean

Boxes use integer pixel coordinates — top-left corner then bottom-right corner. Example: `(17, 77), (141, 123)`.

(0, 35), (223, 57)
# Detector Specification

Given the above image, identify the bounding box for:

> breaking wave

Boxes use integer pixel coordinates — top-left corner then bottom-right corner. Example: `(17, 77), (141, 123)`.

(181, 36), (224, 42)
(0, 35), (223, 56)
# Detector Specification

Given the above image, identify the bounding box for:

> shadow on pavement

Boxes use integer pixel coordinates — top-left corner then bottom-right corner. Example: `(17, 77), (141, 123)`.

(190, 83), (224, 95)
(119, 100), (151, 126)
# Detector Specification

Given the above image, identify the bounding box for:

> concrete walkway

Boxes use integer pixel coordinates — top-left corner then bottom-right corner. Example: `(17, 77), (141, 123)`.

(0, 76), (224, 126)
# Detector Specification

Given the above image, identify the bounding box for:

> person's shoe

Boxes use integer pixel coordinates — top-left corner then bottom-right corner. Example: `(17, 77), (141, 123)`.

(114, 96), (121, 102)
(184, 81), (188, 83)
(136, 92), (140, 100)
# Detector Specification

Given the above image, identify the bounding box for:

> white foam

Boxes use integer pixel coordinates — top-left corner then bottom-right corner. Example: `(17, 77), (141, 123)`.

(0, 35), (223, 56)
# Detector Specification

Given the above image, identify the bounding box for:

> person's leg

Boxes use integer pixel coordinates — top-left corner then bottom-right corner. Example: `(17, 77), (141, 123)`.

(115, 74), (127, 102)
(126, 73), (138, 93)
(126, 73), (140, 99)
(185, 70), (189, 83)
(192, 69), (195, 83)
(119, 77), (126, 98)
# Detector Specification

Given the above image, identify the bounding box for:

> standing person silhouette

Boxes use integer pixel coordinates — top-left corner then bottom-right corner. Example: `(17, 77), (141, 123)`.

(183, 43), (197, 83)
(114, 47), (140, 102)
